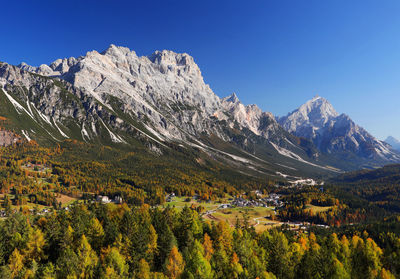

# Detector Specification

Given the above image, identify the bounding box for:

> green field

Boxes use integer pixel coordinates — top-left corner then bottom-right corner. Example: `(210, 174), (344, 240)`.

(164, 196), (279, 232)
(162, 196), (221, 211)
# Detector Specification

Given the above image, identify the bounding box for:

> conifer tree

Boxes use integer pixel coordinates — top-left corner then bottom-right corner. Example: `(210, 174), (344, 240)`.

(185, 240), (213, 279)
(8, 248), (24, 279)
(165, 246), (184, 279)
(76, 235), (99, 278)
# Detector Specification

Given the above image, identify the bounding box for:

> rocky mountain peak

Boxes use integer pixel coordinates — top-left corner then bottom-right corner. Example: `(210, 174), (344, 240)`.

(0, 45), (397, 172)
(279, 96), (338, 133)
(278, 95), (400, 163)
(101, 44), (133, 56)
(222, 93), (240, 104)
(298, 96), (338, 122)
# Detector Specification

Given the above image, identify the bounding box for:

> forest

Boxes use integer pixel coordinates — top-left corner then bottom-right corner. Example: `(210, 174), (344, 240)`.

(0, 202), (398, 279)
(0, 142), (399, 278)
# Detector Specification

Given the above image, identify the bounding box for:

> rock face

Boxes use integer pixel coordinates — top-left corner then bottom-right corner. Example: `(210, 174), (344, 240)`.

(278, 96), (400, 163)
(0, 44), (396, 174)
(221, 93), (275, 137)
(0, 130), (20, 146)
(17, 45), (224, 141)
(278, 96), (338, 138)
(14, 45), (304, 148)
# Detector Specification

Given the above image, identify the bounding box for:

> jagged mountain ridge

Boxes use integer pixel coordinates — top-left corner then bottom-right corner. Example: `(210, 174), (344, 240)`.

(0, 45), (334, 179)
(15, 45), (303, 149)
(0, 44), (395, 177)
(278, 96), (400, 168)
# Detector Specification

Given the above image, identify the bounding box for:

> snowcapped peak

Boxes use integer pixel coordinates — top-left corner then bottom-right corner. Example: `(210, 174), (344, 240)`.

(222, 93), (240, 104)
(298, 96), (338, 122)
(278, 94), (400, 163)
(278, 95), (339, 134)
(311, 94), (322, 101)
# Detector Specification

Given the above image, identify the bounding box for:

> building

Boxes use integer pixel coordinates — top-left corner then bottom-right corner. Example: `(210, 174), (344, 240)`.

(97, 195), (111, 203)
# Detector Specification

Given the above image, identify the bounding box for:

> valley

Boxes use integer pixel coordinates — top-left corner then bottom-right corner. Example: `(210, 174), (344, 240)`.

(0, 45), (398, 278)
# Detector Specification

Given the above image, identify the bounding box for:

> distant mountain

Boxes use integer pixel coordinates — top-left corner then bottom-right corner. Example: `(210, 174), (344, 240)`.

(385, 136), (400, 151)
(278, 96), (400, 169)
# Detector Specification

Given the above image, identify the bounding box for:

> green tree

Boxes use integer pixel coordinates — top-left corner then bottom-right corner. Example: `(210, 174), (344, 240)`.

(100, 246), (128, 278)
(56, 248), (79, 278)
(76, 234), (99, 278)
(87, 217), (104, 251)
(260, 229), (291, 278)
(185, 240), (213, 279)
(136, 258), (151, 279)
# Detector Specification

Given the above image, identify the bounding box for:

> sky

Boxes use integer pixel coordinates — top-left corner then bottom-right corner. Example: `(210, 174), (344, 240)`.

(1, 0), (400, 140)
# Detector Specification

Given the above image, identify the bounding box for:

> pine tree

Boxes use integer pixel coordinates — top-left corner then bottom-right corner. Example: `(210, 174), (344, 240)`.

(25, 227), (46, 263)
(211, 242), (230, 278)
(155, 224), (177, 270)
(76, 234), (99, 278)
(8, 248), (24, 279)
(136, 258), (151, 279)
(165, 246), (184, 279)
(100, 246), (128, 278)
(202, 234), (214, 261)
(229, 252), (243, 279)
(260, 230), (290, 278)
(55, 248), (79, 278)
(87, 217), (104, 251)
(185, 240), (213, 279)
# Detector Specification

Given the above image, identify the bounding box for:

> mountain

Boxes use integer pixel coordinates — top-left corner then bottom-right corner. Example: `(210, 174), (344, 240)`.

(1, 45), (396, 178)
(331, 163), (400, 185)
(385, 136), (400, 151)
(278, 96), (400, 169)
(0, 45), (338, 182)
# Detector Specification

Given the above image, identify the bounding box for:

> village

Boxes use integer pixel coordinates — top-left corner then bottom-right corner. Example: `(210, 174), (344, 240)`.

(165, 191), (330, 232)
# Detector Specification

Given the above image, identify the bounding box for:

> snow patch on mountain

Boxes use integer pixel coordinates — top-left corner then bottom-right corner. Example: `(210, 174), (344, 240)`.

(278, 96), (400, 163)
(81, 124), (90, 141)
(2, 87), (35, 120)
(21, 130), (31, 141)
(99, 118), (125, 143)
(52, 118), (69, 138)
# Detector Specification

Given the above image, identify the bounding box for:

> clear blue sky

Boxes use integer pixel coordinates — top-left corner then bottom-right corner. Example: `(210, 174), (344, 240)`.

(1, 0), (400, 140)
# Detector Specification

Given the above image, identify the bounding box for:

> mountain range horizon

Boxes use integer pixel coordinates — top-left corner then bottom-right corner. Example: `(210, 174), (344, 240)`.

(0, 44), (398, 178)
(14, 44), (395, 142)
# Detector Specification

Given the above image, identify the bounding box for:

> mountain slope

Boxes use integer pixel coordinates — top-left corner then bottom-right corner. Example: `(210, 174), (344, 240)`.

(0, 46), (340, 181)
(4, 45), (396, 176)
(278, 96), (400, 169)
(331, 164), (400, 185)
